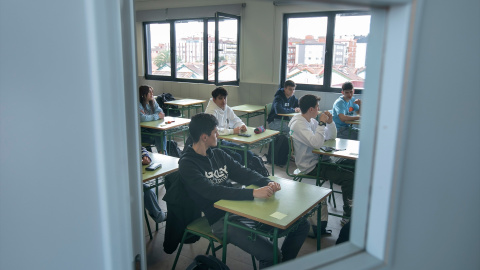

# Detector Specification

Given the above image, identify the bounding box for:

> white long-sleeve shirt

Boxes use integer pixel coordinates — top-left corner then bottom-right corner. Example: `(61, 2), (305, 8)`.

(288, 114), (337, 174)
(204, 98), (245, 135)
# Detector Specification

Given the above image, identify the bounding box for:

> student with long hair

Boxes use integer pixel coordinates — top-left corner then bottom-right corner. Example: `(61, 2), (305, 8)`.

(139, 85), (167, 154)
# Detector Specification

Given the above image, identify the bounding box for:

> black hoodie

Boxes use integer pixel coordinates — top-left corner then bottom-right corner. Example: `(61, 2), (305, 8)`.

(267, 88), (299, 123)
(179, 146), (271, 225)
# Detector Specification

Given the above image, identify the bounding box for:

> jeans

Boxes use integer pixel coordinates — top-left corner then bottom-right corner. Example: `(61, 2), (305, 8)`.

(268, 118), (290, 134)
(336, 125), (359, 140)
(143, 184), (166, 223)
(211, 214), (309, 269)
(141, 127), (167, 154)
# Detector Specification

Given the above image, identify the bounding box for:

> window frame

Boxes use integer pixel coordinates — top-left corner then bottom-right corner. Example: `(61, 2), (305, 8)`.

(280, 10), (370, 94)
(143, 15), (240, 86)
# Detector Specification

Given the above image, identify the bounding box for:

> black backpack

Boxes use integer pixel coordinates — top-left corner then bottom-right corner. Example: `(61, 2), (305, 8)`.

(266, 134), (289, 167)
(166, 140), (182, 158)
(186, 255), (230, 270)
(156, 93), (181, 117)
(247, 154), (270, 177)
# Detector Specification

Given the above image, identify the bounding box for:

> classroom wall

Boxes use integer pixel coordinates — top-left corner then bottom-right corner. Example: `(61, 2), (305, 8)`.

(135, 0), (361, 127)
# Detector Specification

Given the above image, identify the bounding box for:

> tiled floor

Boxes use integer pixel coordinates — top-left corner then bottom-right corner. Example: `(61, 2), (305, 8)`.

(144, 141), (348, 270)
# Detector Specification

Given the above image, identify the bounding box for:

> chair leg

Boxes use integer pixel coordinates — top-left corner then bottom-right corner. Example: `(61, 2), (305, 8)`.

(172, 231), (189, 270)
(251, 255), (257, 270)
(144, 209), (152, 240)
(208, 239), (216, 257)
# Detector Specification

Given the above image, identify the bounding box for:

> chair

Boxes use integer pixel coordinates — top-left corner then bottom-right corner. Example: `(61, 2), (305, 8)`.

(172, 216), (257, 270)
(286, 136), (341, 206)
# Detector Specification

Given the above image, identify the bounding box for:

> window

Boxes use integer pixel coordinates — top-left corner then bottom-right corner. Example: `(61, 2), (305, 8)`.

(144, 13), (240, 86)
(281, 11), (371, 92)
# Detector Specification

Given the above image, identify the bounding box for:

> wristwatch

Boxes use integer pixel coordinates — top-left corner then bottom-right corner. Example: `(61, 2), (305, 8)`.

(318, 121), (326, 126)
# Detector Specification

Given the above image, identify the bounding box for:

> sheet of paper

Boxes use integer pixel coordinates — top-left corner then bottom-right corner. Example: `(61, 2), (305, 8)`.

(270, 212), (287, 220)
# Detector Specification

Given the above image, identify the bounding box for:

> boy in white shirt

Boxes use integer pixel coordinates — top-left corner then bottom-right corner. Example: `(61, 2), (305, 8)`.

(289, 94), (354, 228)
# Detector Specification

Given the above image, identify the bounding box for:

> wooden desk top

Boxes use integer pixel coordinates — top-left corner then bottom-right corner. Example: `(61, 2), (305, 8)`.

(142, 153), (179, 182)
(345, 119), (360, 125)
(140, 117), (190, 131)
(214, 176), (331, 229)
(217, 127), (279, 144)
(312, 138), (359, 160)
(277, 111), (322, 117)
(164, 99), (206, 106)
(231, 104), (265, 113)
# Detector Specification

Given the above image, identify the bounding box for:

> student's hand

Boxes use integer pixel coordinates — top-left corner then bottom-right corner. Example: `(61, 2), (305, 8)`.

(268, 182), (281, 192)
(294, 107), (301, 113)
(158, 112), (165, 119)
(319, 113), (329, 123)
(324, 111), (333, 124)
(240, 125), (247, 132)
(142, 156), (151, 165)
(253, 186), (274, 198)
(354, 99), (362, 106)
(233, 127), (241, 134)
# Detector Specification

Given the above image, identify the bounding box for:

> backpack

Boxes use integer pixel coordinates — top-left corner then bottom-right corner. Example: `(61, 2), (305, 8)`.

(266, 134), (289, 167)
(186, 255), (230, 270)
(156, 93), (181, 117)
(247, 154), (270, 177)
(166, 140), (182, 158)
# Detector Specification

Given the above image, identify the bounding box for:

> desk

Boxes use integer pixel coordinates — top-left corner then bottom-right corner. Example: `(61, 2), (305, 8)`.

(214, 176), (332, 264)
(231, 104), (267, 127)
(277, 111), (323, 134)
(141, 153), (179, 238)
(142, 153), (180, 183)
(312, 138), (359, 160)
(276, 112), (298, 134)
(217, 127), (279, 175)
(165, 99), (206, 118)
(140, 117), (190, 154)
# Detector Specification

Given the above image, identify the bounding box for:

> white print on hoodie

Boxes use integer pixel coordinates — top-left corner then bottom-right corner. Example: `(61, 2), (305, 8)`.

(288, 114), (337, 174)
(205, 98), (245, 135)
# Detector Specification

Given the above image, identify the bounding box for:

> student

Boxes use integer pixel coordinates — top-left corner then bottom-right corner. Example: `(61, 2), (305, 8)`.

(266, 80), (300, 133)
(204, 87), (254, 165)
(332, 81), (361, 140)
(179, 113), (309, 269)
(288, 94), (354, 225)
(142, 147), (167, 223)
(139, 85), (167, 154)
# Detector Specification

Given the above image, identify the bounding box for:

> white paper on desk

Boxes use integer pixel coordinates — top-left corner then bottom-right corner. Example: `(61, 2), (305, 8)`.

(270, 212), (287, 220)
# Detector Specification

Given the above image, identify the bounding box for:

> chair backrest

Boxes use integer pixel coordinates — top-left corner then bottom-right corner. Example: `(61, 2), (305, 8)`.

(265, 103), (272, 116)
(285, 136), (296, 178)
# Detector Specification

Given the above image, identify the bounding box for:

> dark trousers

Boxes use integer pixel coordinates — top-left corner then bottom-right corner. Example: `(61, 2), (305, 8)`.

(308, 158), (354, 217)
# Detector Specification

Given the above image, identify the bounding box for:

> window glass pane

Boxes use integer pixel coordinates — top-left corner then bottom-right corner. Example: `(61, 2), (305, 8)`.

(286, 17), (328, 85)
(148, 23), (170, 76)
(332, 14), (371, 89)
(217, 17), (238, 82)
(207, 21), (215, 82)
(175, 20), (204, 80)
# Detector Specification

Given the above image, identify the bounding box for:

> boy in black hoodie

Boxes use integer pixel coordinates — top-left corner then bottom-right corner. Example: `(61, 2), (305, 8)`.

(179, 113), (309, 269)
(267, 80), (300, 133)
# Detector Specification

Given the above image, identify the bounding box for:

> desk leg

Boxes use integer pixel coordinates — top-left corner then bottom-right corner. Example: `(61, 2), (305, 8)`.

(222, 212), (230, 264)
(317, 205), (321, 250)
(271, 138), (275, 176)
(264, 108), (267, 128)
(246, 113), (250, 126)
(273, 228), (279, 265)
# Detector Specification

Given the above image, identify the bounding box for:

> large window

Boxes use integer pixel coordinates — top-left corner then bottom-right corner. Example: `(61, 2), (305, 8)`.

(281, 11), (371, 92)
(144, 13), (240, 86)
